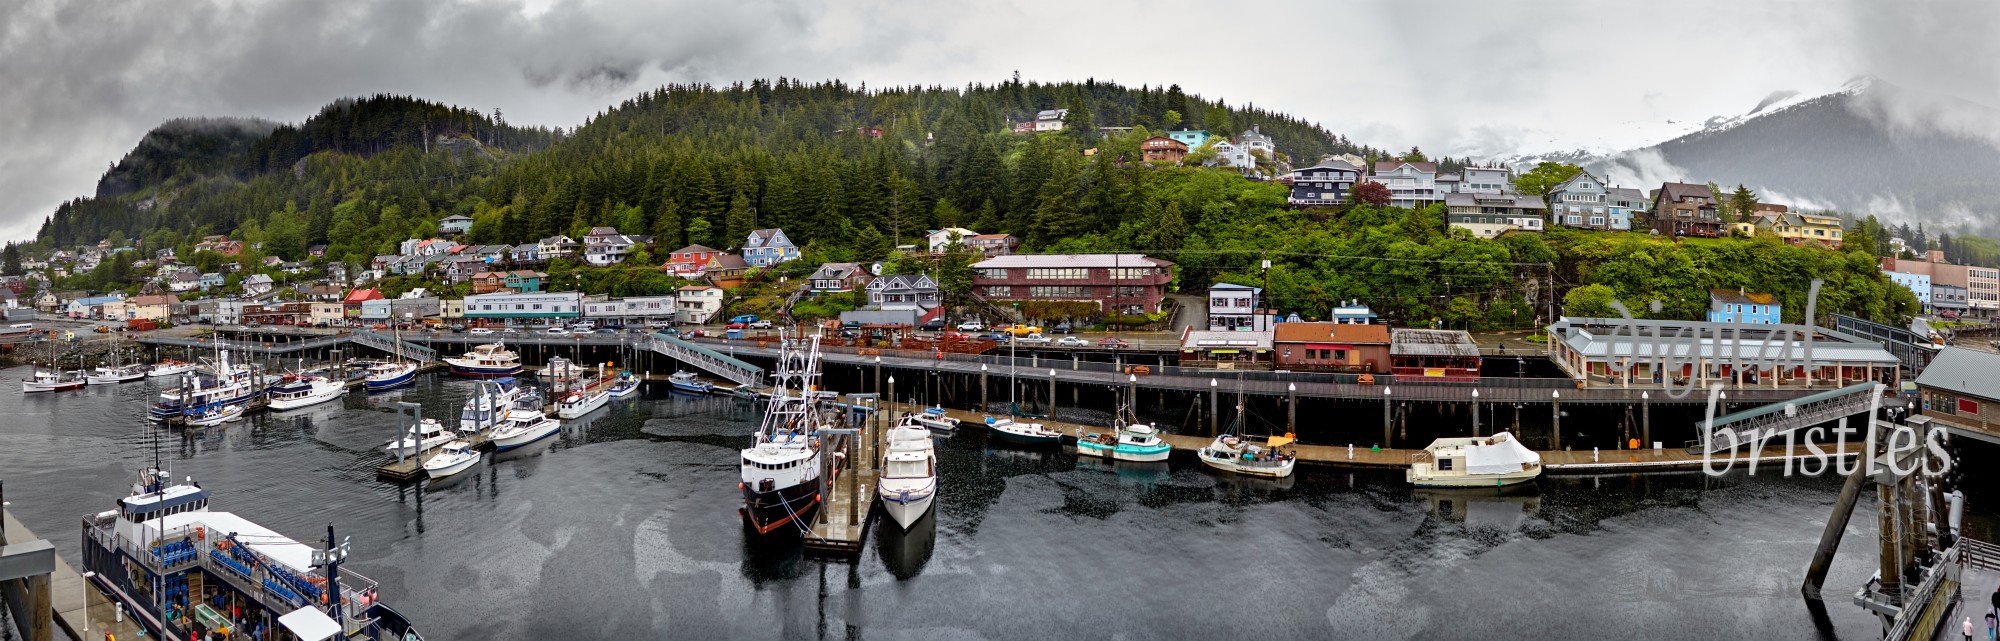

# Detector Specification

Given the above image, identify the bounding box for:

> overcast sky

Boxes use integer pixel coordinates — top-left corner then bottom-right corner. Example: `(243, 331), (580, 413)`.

(3, 0), (1995, 243)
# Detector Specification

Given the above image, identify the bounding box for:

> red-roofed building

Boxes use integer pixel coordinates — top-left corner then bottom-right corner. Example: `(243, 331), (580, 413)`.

(343, 288), (383, 318)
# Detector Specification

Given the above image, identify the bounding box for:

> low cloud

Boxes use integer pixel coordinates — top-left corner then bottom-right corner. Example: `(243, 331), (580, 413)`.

(1601, 149), (1692, 192)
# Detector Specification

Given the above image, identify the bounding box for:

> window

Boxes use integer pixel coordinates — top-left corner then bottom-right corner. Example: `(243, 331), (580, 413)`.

(985, 286), (1012, 297)
(1026, 268), (1088, 280)
(1029, 286), (1089, 298)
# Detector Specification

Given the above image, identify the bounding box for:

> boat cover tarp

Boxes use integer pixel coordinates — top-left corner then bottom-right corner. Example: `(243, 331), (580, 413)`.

(1267, 435), (1295, 447)
(278, 606), (342, 641)
(1464, 434), (1540, 475)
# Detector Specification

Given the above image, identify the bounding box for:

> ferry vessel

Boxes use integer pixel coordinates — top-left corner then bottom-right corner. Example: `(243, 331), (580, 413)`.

(81, 466), (425, 641)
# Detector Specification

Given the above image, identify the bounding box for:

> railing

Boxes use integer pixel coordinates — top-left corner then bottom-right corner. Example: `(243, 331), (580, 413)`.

(351, 330), (438, 362)
(647, 333), (763, 386)
(1881, 546), (1958, 641)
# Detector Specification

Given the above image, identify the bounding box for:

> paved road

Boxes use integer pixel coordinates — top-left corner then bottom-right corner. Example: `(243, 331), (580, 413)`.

(1166, 293), (1205, 334)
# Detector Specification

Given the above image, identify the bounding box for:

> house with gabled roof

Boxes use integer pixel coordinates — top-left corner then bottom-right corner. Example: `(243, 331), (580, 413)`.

(1372, 161), (1442, 209)
(865, 274), (940, 310)
(743, 229), (799, 267)
(1546, 170), (1612, 229)
(1650, 182), (1722, 238)
(807, 263), (871, 297)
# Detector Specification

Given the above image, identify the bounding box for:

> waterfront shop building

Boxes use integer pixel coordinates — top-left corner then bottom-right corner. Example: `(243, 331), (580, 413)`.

(1272, 322), (1391, 373)
(1177, 328), (1274, 370)
(463, 291), (582, 324)
(1914, 347), (2000, 443)
(1207, 283), (1272, 331)
(1546, 317), (1902, 389)
(1388, 329), (1482, 381)
(582, 295), (678, 326)
(971, 254), (1175, 315)
(677, 285), (723, 324)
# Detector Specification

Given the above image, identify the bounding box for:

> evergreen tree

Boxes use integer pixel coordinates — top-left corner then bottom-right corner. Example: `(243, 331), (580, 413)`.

(1729, 184), (1758, 222)
(1, 244), (20, 276)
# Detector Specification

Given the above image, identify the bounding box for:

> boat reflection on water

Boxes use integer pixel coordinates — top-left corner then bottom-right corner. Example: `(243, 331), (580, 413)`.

(738, 536), (808, 587)
(493, 431), (559, 464)
(876, 508), (937, 580)
(1211, 467), (1297, 496)
(1414, 486), (1542, 531)
(1072, 454), (1170, 486)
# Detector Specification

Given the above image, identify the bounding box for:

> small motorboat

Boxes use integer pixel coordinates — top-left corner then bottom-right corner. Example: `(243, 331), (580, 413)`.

(985, 416), (1062, 446)
(1076, 421), (1172, 462)
(423, 440), (481, 478)
(185, 401), (246, 427)
(1198, 433), (1297, 479)
(667, 371), (713, 395)
(555, 386), (610, 419)
(906, 406), (960, 432)
(489, 408), (561, 452)
(878, 422), (938, 530)
(608, 372), (640, 398)
(1406, 431), (1543, 488)
(382, 418), (453, 455)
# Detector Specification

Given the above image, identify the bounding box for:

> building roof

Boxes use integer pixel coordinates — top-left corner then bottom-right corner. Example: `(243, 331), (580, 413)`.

(671, 244), (722, 255)
(1296, 158), (1363, 173)
(1607, 187), (1647, 202)
(131, 294), (179, 306)
(747, 229), (790, 244)
(811, 262), (864, 280)
(1209, 283), (1260, 293)
(1916, 347), (2000, 401)
(1710, 289), (1778, 305)
(972, 254), (1172, 269)
(678, 284), (719, 292)
(709, 254), (750, 270)
(441, 214), (473, 222)
(343, 288), (383, 303)
(1390, 329), (1481, 357)
(1036, 108), (1068, 120)
(1548, 317), (1898, 364)
(1273, 322), (1392, 345)
(1657, 182), (1714, 202)
(969, 234), (1014, 241)
(1374, 161), (1438, 174)
(1180, 329), (1273, 350)
(1444, 192), (1548, 210)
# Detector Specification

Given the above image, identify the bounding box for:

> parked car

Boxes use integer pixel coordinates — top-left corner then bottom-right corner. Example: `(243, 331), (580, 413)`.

(647, 319), (676, 328)
(1056, 336), (1088, 347)
(468, 327), (495, 336)
(957, 320), (984, 331)
(726, 322), (747, 330)
(546, 327), (570, 336)
(682, 329), (707, 338)
(920, 319), (946, 331)
(1098, 337), (1130, 348)
(1006, 325), (1043, 336)
(730, 314), (760, 324)
(749, 320), (773, 329)
(1051, 322), (1073, 334)
(1016, 333), (1051, 345)
(502, 327), (521, 334)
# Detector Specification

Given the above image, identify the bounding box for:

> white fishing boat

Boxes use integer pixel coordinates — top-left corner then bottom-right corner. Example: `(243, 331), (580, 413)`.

(382, 418), (453, 455)
(488, 401), (560, 452)
(555, 386), (609, 419)
(22, 368), (86, 393)
(146, 359), (198, 378)
(185, 401), (246, 427)
(740, 332), (827, 537)
(1198, 433), (1296, 478)
(905, 406), (960, 432)
(148, 351), (259, 420)
(877, 422), (938, 530)
(1406, 431), (1543, 488)
(535, 356), (580, 380)
(87, 364), (148, 385)
(265, 374), (347, 410)
(667, 370), (713, 395)
(423, 440), (481, 478)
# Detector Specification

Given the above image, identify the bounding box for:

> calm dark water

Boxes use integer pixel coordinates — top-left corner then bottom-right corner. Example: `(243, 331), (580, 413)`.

(0, 364), (1974, 640)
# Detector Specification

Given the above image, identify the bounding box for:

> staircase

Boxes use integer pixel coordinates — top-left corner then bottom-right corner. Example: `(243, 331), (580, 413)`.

(350, 330), (438, 363)
(647, 333), (763, 386)
(962, 291), (1019, 324)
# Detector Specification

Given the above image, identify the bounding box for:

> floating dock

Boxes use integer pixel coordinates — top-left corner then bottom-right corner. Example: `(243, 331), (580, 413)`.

(3, 509), (147, 641)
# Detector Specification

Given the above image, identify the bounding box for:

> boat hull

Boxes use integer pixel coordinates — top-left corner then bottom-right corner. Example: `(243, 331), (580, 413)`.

(490, 420), (561, 452)
(740, 478), (822, 537)
(187, 404), (245, 426)
(365, 368), (417, 390)
(989, 426), (1060, 446)
(445, 361), (522, 377)
(1406, 469), (1541, 488)
(22, 380), (85, 393)
(268, 387), (346, 411)
(86, 372), (145, 385)
(425, 454), (480, 478)
(1113, 445), (1172, 463)
(669, 381), (712, 395)
(556, 392), (609, 419)
(878, 482), (936, 530)
(146, 365), (196, 378)
(1198, 451), (1297, 478)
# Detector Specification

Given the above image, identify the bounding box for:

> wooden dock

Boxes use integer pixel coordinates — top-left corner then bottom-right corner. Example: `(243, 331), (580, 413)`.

(803, 397), (886, 558)
(877, 401), (1865, 474)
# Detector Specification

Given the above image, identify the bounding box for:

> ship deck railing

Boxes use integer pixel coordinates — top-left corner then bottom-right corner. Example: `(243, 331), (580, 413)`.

(97, 518), (387, 638)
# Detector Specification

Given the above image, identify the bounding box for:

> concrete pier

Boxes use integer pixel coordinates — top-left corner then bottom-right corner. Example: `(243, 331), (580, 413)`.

(3, 510), (146, 641)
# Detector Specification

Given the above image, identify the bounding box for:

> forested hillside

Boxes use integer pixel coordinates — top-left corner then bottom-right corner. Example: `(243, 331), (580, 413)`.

(25, 78), (1920, 326)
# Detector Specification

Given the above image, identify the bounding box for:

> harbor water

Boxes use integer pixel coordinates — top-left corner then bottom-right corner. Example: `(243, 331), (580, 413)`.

(1, 365), (1988, 640)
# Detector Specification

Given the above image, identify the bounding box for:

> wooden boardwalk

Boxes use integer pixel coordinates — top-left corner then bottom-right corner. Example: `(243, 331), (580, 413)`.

(880, 401), (1863, 474)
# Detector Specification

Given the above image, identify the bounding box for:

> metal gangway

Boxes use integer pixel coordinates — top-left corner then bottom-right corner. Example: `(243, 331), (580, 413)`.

(1695, 382), (1881, 454)
(137, 333), (351, 355)
(647, 332), (763, 386)
(350, 330), (437, 363)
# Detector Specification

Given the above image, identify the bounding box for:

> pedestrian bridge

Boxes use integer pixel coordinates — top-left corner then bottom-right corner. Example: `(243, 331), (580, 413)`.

(646, 332), (763, 386)
(1695, 382), (1881, 454)
(350, 330), (438, 363)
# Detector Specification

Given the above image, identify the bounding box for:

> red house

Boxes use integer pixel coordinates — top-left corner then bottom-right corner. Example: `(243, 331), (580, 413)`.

(662, 244), (725, 275)
(343, 288), (383, 318)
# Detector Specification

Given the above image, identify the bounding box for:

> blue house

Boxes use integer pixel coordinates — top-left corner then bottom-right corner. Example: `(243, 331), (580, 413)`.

(1708, 289), (1781, 324)
(1168, 129), (1211, 150)
(743, 228), (799, 267)
(199, 272), (226, 291)
(1606, 187), (1646, 232)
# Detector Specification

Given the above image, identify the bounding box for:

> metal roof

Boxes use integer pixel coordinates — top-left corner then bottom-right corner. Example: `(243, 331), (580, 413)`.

(1915, 347), (2000, 401)
(1390, 329), (1480, 357)
(973, 254), (1171, 269)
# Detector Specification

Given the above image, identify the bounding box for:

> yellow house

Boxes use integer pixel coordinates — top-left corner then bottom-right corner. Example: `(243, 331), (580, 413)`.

(1739, 212), (1845, 248)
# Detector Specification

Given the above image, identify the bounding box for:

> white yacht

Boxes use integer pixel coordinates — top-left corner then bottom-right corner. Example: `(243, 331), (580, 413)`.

(905, 406), (960, 432)
(382, 418), (453, 455)
(146, 359), (198, 378)
(364, 361), (417, 391)
(1406, 431), (1543, 488)
(444, 342), (523, 377)
(878, 422), (938, 530)
(458, 377), (523, 433)
(1198, 433), (1297, 479)
(266, 374), (347, 410)
(554, 385), (609, 419)
(87, 364), (148, 385)
(488, 395), (560, 452)
(423, 440), (481, 478)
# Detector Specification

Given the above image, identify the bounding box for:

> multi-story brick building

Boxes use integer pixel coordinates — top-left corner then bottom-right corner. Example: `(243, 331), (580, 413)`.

(971, 254), (1174, 315)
